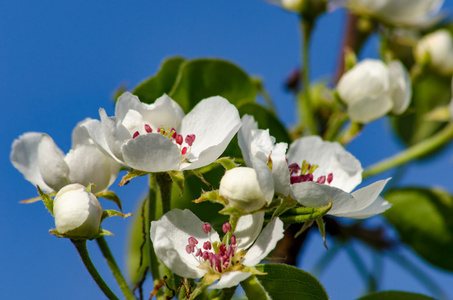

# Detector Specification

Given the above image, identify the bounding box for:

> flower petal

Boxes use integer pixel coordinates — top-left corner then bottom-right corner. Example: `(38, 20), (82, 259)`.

(271, 142), (290, 196)
(388, 60), (411, 115)
(38, 134), (70, 191)
(10, 132), (52, 192)
(334, 178), (391, 218)
(287, 136), (362, 193)
(122, 133), (181, 172)
(150, 209), (220, 278)
(242, 217), (284, 266)
(338, 196), (392, 219)
(347, 94), (393, 123)
(290, 181), (355, 215)
(234, 212), (264, 250)
(81, 118), (122, 164)
(64, 144), (119, 193)
(210, 271), (252, 290)
(180, 96), (241, 170)
(100, 109), (130, 162)
(238, 114), (258, 167)
(251, 157), (274, 205)
(72, 118), (93, 148)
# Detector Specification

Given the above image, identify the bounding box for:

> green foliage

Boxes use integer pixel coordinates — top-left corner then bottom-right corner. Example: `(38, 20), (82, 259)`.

(357, 291), (436, 300)
(392, 74), (451, 150)
(238, 102), (291, 143)
(95, 190), (123, 211)
(37, 186), (54, 215)
(256, 264), (329, 300)
(133, 57), (185, 104)
(384, 187), (453, 271)
(169, 58), (257, 112)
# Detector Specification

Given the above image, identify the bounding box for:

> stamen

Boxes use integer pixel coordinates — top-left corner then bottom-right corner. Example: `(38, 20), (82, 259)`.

(185, 134), (196, 146)
(186, 245), (195, 254)
(132, 131), (140, 139)
(327, 173), (333, 184)
(288, 163), (301, 175)
(316, 176), (326, 184)
(175, 134), (183, 145)
(144, 124), (152, 133)
(231, 235), (236, 245)
(182, 147), (188, 155)
(202, 223), (212, 234)
(203, 241), (212, 250)
(188, 237), (198, 246)
(222, 222), (232, 233)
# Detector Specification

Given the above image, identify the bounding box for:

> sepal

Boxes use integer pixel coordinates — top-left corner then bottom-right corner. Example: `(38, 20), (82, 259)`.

(215, 157), (239, 170)
(278, 199), (332, 224)
(101, 209), (132, 222)
(119, 169), (149, 186)
(168, 170), (185, 196)
(95, 190), (123, 211)
(37, 185), (54, 215)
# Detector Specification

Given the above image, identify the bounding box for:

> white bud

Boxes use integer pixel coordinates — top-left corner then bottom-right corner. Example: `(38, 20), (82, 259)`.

(414, 29), (453, 76)
(219, 167), (267, 213)
(281, 0), (304, 11)
(337, 59), (411, 123)
(53, 183), (103, 239)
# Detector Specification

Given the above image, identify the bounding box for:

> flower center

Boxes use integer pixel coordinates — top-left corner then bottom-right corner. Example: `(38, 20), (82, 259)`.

(288, 160), (333, 185)
(131, 124), (196, 162)
(185, 222), (238, 275)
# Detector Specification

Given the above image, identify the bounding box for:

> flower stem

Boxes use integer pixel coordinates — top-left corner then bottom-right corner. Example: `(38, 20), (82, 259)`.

(148, 174), (165, 298)
(71, 239), (119, 300)
(299, 17), (318, 135)
(241, 275), (271, 300)
(96, 236), (135, 300)
(363, 123), (453, 178)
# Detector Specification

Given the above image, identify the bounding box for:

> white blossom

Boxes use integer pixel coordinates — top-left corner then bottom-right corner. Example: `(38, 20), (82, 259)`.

(82, 92), (241, 172)
(11, 119), (120, 193)
(414, 29), (453, 75)
(150, 209), (284, 288)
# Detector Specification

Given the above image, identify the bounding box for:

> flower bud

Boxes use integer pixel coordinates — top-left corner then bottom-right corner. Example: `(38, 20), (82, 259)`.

(281, 0), (304, 12)
(219, 167), (267, 213)
(337, 59), (411, 123)
(414, 29), (453, 76)
(53, 183), (102, 239)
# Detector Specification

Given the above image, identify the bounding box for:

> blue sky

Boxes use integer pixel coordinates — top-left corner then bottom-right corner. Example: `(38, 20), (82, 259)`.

(1, 1), (453, 299)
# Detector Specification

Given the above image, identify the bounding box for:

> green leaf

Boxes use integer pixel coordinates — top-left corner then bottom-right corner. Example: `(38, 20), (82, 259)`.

(95, 190), (123, 211)
(255, 264), (329, 300)
(384, 187), (453, 271)
(241, 275), (271, 300)
(133, 57), (185, 104)
(101, 209), (132, 222)
(357, 291), (436, 300)
(238, 102), (291, 144)
(169, 58), (257, 112)
(37, 186), (53, 215)
(392, 74), (451, 151)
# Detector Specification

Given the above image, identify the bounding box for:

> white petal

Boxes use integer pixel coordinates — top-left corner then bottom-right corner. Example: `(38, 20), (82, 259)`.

(150, 209), (220, 278)
(347, 94), (393, 123)
(271, 142), (290, 196)
(122, 133), (181, 172)
(242, 217), (284, 266)
(115, 92), (142, 121)
(337, 59), (389, 106)
(100, 109), (130, 162)
(180, 96), (241, 170)
(251, 157), (275, 205)
(290, 181), (355, 215)
(10, 132), (52, 192)
(287, 136), (362, 193)
(238, 114), (258, 167)
(234, 212), (265, 250)
(338, 196), (392, 219)
(64, 144), (119, 193)
(71, 119), (92, 148)
(81, 118), (122, 164)
(38, 134), (70, 191)
(249, 129), (275, 164)
(388, 60), (411, 115)
(334, 179), (391, 218)
(210, 271), (252, 289)
(141, 94), (185, 130)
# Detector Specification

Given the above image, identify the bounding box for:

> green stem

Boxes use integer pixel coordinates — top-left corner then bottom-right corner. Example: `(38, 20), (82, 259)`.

(241, 275), (270, 300)
(299, 17), (318, 135)
(71, 239), (120, 300)
(363, 123), (453, 178)
(96, 237), (135, 300)
(148, 174), (165, 298)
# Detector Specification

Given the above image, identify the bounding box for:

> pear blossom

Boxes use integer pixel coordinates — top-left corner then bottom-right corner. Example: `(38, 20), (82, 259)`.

(82, 92), (241, 172)
(263, 0), (304, 12)
(337, 59), (411, 123)
(341, 0), (444, 27)
(10, 119), (120, 193)
(53, 184), (103, 239)
(414, 29), (453, 75)
(150, 209), (284, 289)
(287, 136), (391, 219)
